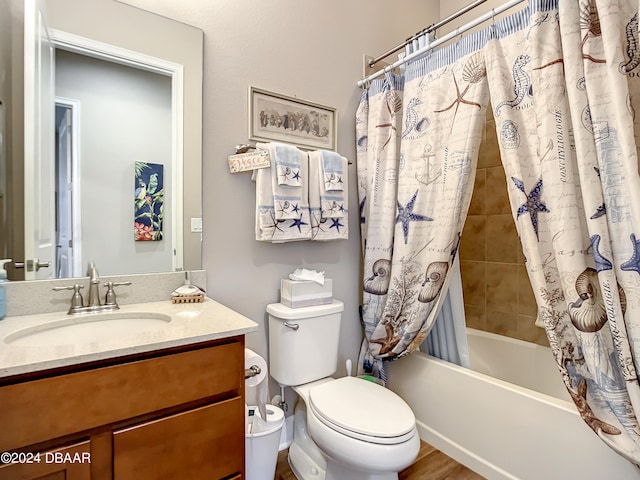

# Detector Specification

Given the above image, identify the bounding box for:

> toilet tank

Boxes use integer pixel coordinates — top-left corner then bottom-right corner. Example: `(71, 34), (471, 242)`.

(267, 300), (344, 386)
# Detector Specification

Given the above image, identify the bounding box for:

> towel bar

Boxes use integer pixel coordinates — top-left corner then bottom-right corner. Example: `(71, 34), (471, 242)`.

(234, 143), (352, 164)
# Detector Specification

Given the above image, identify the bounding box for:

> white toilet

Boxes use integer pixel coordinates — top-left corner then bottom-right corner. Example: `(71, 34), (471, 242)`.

(267, 300), (420, 480)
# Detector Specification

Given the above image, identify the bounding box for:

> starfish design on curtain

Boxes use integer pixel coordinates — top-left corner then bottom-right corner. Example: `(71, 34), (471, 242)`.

(369, 323), (400, 356)
(569, 379), (621, 435)
(396, 190), (433, 244)
(512, 177), (549, 241)
(621, 233), (640, 275)
(590, 234), (613, 272)
(434, 74), (481, 116)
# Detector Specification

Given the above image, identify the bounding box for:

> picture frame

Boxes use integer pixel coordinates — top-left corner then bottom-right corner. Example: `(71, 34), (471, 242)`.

(249, 87), (337, 151)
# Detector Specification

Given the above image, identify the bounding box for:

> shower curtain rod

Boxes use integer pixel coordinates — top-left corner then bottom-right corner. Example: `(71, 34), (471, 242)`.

(367, 0), (488, 69)
(357, 0), (526, 87)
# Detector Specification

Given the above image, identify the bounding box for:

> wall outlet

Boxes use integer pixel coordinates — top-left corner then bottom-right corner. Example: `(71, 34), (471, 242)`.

(190, 217), (203, 233)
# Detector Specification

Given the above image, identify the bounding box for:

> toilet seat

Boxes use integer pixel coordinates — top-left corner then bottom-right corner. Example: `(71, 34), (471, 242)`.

(309, 376), (416, 445)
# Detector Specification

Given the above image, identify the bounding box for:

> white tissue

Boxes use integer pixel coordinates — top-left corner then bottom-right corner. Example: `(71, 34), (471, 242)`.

(289, 268), (325, 285)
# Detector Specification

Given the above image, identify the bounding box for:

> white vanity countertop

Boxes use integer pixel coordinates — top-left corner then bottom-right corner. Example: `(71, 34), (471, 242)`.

(0, 298), (258, 378)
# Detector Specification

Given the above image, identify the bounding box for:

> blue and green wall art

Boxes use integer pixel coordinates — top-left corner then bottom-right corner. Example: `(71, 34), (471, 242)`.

(134, 162), (164, 241)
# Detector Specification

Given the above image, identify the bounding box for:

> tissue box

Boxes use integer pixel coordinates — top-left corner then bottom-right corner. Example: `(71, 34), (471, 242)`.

(281, 279), (333, 308)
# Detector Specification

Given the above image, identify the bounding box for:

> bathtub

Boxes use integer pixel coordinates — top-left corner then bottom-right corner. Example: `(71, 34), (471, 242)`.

(386, 328), (640, 480)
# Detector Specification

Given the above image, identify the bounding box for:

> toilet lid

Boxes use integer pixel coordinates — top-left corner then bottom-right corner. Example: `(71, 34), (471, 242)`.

(309, 376), (415, 441)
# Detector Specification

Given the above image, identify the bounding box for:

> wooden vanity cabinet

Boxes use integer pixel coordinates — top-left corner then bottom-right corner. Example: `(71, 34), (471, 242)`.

(0, 336), (245, 480)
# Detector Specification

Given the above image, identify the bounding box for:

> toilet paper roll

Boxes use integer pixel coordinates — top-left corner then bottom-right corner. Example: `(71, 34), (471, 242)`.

(244, 348), (268, 388)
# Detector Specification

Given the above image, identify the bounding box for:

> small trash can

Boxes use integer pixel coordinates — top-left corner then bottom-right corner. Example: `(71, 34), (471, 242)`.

(245, 404), (285, 480)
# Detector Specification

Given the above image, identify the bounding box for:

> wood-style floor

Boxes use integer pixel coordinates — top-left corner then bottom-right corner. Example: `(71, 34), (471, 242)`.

(275, 440), (485, 480)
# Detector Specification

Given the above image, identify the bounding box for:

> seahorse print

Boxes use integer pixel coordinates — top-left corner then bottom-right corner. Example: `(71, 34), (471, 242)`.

(620, 13), (640, 74)
(494, 55), (532, 117)
(401, 97), (429, 140)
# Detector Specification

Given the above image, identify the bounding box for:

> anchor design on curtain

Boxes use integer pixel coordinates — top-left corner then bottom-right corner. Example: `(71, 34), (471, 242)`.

(356, 49), (489, 380)
(358, 0), (640, 466)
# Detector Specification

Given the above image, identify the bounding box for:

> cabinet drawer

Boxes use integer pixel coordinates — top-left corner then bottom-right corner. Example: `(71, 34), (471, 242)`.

(113, 397), (244, 480)
(0, 441), (91, 480)
(0, 339), (243, 451)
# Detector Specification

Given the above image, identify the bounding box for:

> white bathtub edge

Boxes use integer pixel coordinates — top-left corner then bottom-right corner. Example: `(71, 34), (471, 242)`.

(415, 419), (518, 480)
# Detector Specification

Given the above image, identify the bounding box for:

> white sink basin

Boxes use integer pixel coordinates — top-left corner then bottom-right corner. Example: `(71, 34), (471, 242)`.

(4, 312), (172, 347)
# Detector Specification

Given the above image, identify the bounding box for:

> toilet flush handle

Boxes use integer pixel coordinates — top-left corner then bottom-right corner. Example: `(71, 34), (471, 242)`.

(283, 321), (299, 331)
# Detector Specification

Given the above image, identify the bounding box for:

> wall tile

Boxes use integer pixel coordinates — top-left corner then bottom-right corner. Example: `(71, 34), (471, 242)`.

(517, 315), (550, 347)
(486, 214), (518, 263)
(464, 304), (486, 330)
(485, 310), (518, 337)
(486, 263), (518, 313)
(460, 260), (486, 307)
(478, 113), (502, 169)
(461, 216), (486, 261)
(468, 169), (486, 215)
(485, 166), (511, 214)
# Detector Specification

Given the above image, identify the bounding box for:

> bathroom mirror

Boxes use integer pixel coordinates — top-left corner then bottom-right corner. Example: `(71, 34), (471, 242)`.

(0, 0), (203, 280)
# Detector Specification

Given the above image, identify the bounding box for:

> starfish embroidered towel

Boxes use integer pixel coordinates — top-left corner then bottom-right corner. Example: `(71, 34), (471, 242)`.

(308, 150), (349, 241)
(273, 142), (303, 187)
(267, 143), (306, 220)
(254, 143), (311, 242)
(320, 150), (344, 191)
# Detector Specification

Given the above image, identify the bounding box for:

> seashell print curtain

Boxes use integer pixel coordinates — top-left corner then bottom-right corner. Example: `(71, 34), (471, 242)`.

(484, 0), (640, 464)
(357, 0), (640, 463)
(355, 39), (490, 379)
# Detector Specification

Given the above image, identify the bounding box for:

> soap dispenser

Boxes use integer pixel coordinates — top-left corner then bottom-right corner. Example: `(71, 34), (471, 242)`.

(0, 259), (10, 320)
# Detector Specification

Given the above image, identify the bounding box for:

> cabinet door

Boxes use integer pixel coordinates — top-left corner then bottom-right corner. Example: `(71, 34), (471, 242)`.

(0, 441), (91, 480)
(114, 397), (244, 480)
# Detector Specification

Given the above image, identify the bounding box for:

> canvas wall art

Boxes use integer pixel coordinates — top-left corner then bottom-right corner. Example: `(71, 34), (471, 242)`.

(134, 162), (164, 241)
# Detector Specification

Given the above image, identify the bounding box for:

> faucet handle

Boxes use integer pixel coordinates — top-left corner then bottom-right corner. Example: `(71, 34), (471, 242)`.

(53, 284), (85, 312)
(103, 281), (132, 307)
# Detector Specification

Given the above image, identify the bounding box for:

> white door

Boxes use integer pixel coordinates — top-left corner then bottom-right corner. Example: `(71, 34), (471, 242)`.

(55, 104), (73, 278)
(23, 0), (55, 279)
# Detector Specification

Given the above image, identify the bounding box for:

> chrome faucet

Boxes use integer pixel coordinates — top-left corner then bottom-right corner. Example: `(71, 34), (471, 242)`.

(86, 262), (102, 308)
(53, 262), (132, 315)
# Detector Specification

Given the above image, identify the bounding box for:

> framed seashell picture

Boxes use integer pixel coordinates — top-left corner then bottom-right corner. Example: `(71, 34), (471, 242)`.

(249, 86), (337, 151)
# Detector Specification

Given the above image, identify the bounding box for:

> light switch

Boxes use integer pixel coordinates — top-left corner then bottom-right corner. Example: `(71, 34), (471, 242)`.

(191, 217), (203, 233)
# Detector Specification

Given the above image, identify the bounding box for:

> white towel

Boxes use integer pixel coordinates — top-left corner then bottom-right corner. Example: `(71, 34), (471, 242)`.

(273, 142), (302, 187)
(309, 150), (349, 241)
(268, 143), (305, 219)
(314, 150), (345, 219)
(254, 143), (312, 242)
(321, 150), (344, 191)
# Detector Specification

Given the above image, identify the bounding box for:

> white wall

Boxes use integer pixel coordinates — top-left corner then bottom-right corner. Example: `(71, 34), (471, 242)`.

(55, 50), (173, 275)
(119, 0), (440, 371)
(438, 0), (526, 36)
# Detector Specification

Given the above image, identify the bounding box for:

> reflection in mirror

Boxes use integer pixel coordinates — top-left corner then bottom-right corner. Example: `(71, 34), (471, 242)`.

(0, 0), (203, 281)
(53, 49), (175, 278)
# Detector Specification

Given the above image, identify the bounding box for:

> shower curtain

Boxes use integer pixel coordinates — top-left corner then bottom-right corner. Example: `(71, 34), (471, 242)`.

(484, 0), (640, 463)
(357, 0), (640, 464)
(356, 37), (490, 379)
